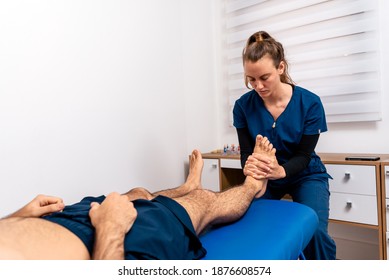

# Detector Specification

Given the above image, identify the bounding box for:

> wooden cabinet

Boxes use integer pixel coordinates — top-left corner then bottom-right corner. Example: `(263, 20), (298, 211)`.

(380, 162), (389, 259)
(320, 154), (385, 260)
(201, 152), (389, 259)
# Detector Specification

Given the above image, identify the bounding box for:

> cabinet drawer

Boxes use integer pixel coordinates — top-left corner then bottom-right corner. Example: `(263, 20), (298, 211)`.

(221, 158), (242, 169)
(330, 192), (377, 225)
(202, 158), (220, 192)
(326, 164), (376, 196)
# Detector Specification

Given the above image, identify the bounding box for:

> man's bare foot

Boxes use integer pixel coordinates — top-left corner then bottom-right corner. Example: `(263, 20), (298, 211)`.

(254, 134), (276, 157)
(245, 135), (276, 198)
(184, 149), (204, 191)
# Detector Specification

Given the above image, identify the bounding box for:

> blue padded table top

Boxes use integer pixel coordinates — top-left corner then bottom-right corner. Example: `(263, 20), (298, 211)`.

(199, 199), (319, 260)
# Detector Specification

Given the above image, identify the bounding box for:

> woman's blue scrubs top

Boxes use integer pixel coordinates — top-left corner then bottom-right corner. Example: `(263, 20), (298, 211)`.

(233, 85), (329, 185)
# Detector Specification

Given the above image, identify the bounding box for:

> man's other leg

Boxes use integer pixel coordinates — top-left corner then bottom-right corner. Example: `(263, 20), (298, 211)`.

(122, 149), (204, 201)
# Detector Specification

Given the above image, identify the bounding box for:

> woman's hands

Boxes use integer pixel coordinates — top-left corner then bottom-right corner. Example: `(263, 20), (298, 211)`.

(243, 137), (286, 180)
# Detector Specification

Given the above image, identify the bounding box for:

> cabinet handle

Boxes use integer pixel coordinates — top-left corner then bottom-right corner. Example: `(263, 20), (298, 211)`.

(344, 172), (351, 179)
(386, 171), (389, 176)
(346, 201), (352, 208)
(211, 163), (218, 168)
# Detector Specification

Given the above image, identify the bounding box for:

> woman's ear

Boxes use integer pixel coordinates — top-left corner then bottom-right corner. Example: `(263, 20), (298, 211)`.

(277, 61), (285, 75)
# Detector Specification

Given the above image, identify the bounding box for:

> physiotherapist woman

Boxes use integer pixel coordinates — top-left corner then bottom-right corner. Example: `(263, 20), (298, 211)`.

(233, 31), (336, 260)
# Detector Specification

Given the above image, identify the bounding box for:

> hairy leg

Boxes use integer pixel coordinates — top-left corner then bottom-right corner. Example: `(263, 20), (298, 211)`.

(175, 135), (275, 234)
(122, 150), (203, 201)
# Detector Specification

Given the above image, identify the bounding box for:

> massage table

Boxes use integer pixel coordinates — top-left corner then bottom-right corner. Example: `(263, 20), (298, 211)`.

(200, 199), (319, 260)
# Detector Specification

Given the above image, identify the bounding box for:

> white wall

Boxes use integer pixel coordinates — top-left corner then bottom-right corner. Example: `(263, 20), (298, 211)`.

(2, 0), (388, 216)
(181, 1), (220, 154)
(219, 0), (389, 154)
(0, 0), (218, 215)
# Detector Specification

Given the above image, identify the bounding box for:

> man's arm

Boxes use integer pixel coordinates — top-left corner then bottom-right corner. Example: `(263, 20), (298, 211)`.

(4, 194), (64, 219)
(89, 192), (137, 260)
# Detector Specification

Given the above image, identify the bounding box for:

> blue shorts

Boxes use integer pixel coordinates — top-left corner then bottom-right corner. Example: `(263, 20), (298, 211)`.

(42, 195), (206, 260)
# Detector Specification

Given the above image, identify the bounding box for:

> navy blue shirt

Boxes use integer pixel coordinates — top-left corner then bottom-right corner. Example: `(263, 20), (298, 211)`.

(233, 85), (328, 182)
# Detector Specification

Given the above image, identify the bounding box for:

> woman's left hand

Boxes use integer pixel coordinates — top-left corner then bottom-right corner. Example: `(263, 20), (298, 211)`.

(245, 153), (286, 180)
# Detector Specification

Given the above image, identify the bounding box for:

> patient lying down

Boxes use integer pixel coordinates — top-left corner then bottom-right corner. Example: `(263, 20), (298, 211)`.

(0, 135), (275, 260)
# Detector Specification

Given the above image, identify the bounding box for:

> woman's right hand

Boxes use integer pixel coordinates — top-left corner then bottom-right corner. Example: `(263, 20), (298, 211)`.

(244, 152), (286, 180)
(244, 154), (273, 179)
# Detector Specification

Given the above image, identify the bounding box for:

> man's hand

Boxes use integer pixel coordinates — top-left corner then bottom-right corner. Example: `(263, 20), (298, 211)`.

(89, 192), (137, 259)
(7, 194), (64, 218)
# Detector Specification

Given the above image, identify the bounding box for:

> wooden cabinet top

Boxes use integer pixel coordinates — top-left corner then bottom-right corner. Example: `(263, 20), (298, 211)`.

(201, 152), (240, 160)
(318, 153), (389, 165)
(202, 152), (389, 165)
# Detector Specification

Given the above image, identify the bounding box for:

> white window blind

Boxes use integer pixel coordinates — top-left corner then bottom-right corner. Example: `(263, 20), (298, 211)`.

(223, 0), (381, 123)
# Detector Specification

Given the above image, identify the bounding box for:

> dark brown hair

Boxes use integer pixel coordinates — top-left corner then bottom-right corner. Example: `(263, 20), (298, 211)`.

(242, 31), (294, 88)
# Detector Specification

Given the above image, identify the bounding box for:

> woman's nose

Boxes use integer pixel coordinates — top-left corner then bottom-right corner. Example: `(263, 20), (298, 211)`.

(254, 82), (264, 90)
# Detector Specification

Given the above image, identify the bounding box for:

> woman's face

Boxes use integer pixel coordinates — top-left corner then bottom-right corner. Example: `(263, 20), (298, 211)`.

(244, 54), (285, 98)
